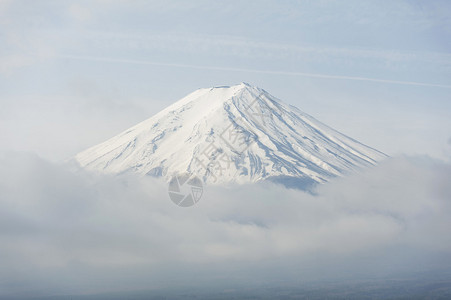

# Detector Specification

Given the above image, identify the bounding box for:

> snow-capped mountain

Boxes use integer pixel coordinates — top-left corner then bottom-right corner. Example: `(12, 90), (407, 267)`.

(74, 83), (386, 187)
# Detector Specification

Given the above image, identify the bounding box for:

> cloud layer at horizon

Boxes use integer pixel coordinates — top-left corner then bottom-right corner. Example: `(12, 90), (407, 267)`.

(0, 152), (450, 297)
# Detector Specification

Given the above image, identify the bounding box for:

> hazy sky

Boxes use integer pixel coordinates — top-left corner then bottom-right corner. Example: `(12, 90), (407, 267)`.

(0, 0), (450, 161)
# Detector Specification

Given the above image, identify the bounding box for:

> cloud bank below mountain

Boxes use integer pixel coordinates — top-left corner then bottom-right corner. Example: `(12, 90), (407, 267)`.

(0, 152), (450, 298)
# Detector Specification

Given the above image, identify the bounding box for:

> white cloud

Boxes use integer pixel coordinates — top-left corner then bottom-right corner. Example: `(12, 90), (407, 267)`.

(0, 153), (450, 297)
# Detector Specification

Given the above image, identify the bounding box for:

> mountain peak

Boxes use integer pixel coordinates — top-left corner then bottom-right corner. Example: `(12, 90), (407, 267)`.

(211, 82), (252, 89)
(74, 84), (386, 187)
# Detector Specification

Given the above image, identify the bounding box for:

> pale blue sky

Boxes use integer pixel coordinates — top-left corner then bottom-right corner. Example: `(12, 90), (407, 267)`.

(1, 0), (450, 161)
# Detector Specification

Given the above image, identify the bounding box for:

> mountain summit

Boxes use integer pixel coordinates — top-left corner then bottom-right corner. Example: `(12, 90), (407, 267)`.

(75, 83), (386, 187)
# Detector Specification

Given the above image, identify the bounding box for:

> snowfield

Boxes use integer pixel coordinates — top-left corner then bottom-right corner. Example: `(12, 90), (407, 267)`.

(75, 83), (387, 186)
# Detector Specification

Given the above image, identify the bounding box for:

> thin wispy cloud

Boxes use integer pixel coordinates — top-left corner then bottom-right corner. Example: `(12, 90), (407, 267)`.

(57, 54), (451, 89)
(80, 31), (451, 66)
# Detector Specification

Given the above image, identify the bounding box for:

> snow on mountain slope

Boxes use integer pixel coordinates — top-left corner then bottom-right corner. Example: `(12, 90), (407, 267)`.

(74, 83), (387, 186)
